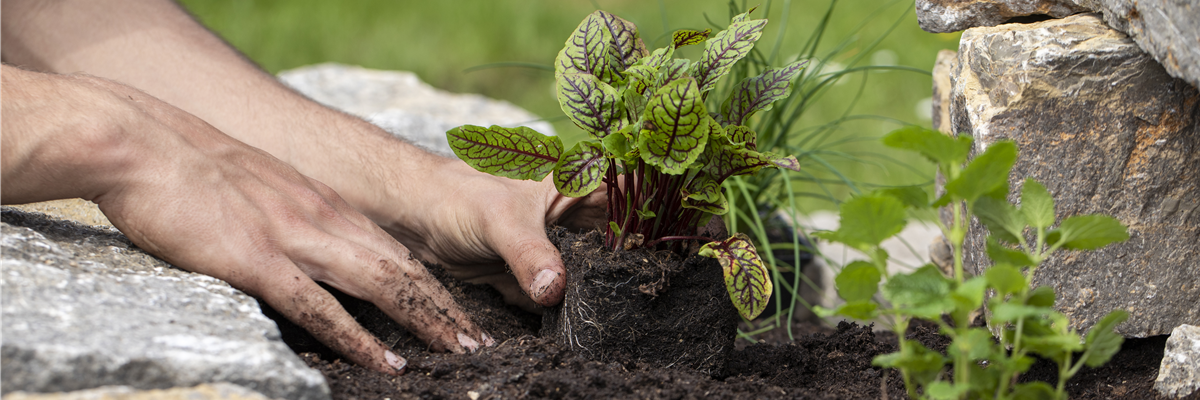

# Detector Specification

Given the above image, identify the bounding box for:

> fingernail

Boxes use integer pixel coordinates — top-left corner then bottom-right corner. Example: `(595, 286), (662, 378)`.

(458, 332), (480, 352)
(385, 350), (406, 373)
(531, 269), (557, 299)
(483, 333), (496, 347)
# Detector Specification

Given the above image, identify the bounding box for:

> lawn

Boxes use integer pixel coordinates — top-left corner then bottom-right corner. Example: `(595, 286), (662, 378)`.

(180, 0), (961, 211)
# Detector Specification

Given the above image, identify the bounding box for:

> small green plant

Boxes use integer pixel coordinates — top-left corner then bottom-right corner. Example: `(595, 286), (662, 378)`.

(447, 8), (804, 320)
(815, 126), (1131, 400)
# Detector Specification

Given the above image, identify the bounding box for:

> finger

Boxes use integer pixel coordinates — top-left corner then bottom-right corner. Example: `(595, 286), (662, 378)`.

(251, 260), (407, 375)
(482, 212), (567, 307)
(288, 233), (493, 352)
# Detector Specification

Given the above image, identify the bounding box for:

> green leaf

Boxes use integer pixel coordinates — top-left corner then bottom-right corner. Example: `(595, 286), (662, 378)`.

(608, 221), (622, 237)
(882, 265), (955, 319)
(1021, 179), (1056, 230)
(985, 264), (1026, 296)
(729, 6), (759, 24)
(972, 196), (1024, 244)
(1027, 286), (1056, 308)
(681, 171), (728, 215)
(944, 141), (1017, 203)
(659, 58), (692, 85)
(872, 341), (946, 384)
(699, 233), (773, 320)
(1022, 329), (1083, 358)
(927, 381), (970, 400)
(446, 125), (564, 180)
(881, 126), (972, 166)
(553, 141), (609, 197)
(725, 125), (757, 150)
(991, 302), (1053, 323)
(880, 186), (930, 209)
(721, 60), (807, 126)
(555, 11), (619, 83)
(834, 261), (881, 302)
(816, 301), (879, 320)
(986, 237), (1034, 267)
(953, 276), (988, 312)
(693, 18), (767, 93)
(671, 28), (711, 47)
(638, 45), (674, 70)
(1049, 214), (1130, 250)
(949, 328), (994, 360)
(595, 10), (647, 71)
(827, 193), (907, 248)
(638, 78), (709, 174)
(601, 126), (636, 160)
(1010, 382), (1057, 400)
(1082, 309), (1128, 367)
(556, 73), (627, 139)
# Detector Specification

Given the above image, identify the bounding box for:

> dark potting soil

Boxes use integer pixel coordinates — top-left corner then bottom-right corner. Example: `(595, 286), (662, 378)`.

(265, 254), (1191, 399)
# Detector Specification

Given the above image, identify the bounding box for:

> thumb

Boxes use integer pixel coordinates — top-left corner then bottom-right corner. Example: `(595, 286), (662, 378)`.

(491, 228), (567, 307)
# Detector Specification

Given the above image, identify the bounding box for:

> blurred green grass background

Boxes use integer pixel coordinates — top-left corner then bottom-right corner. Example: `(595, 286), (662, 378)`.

(179, 0), (960, 211)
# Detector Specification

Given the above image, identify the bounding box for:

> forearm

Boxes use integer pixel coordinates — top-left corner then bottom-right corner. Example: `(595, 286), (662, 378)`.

(0, 0), (447, 220)
(1, 66), (135, 204)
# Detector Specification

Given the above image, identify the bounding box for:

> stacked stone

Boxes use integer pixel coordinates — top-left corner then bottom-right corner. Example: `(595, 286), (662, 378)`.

(920, 1), (1198, 397)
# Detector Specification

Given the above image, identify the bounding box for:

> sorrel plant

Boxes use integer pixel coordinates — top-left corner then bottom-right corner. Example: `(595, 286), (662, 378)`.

(447, 8), (804, 320)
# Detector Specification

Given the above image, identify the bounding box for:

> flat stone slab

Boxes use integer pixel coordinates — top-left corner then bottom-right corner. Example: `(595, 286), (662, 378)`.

(940, 14), (1200, 337)
(2, 383), (274, 400)
(1156, 324), (1200, 398)
(1, 209), (328, 400)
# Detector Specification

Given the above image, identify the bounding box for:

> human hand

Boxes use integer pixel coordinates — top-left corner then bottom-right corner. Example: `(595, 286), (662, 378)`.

(1, 68), (492, 375)
(373, 160), (607, 312)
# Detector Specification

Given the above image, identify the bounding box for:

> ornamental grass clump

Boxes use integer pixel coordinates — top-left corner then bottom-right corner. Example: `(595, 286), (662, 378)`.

(447, 7), (803, 321)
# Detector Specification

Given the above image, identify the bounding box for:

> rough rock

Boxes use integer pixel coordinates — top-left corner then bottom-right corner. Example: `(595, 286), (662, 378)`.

(278, 63), (556, 157)
(1156, 324), (1200, 398)
(943, 14), (1200, 337)
(916, 0), (1200, 90)
(1, 383), (275, 400)
(915, 0), (1088, 33)
(0, 209), (329, 400)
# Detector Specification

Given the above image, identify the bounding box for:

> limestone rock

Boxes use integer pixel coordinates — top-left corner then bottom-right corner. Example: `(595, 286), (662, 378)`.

(945, 14), (1200, 337)
(1156, 324), (1200, 398)
(915, 0), (1087, 33)
(1, 383), (275, 400)
(1078, 0), (1200, 91)
(0, 209), (329, 400)
(278, 63), (556, 157)
(917, 0), (1200, 90)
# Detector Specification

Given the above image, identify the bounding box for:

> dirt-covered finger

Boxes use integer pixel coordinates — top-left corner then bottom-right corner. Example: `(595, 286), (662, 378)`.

(483, 216), (567, 307)
(255, 262), (406, 375)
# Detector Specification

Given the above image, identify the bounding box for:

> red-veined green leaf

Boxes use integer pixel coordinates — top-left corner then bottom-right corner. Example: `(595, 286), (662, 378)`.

(693, 18), (767, 93)
(595, 10), (647, 71)
(699, 233), (772, 320)
(681, 171), (728, 214)
(553, 141), (609, 197)
(638, 45), (674, 70)
(638, 78), (709, 174)
(729, 6), (759, 24)
(557, 73), (627, 139)
(659, 58), (692, 85)
(726, 125), (757, 150)
(446, 125), (563, 180)
(671, 28), (711, 47)
(722, 60), (807, 126)
(555, 11), (619, 83)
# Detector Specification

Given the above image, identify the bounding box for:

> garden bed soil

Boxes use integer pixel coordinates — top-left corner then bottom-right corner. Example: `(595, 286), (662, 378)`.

(267, 254), (1195, 399)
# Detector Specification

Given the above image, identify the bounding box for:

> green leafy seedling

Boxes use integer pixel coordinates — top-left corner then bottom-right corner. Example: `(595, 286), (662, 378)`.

(447, 9), (806, 320)
(815, 126), (1132, 399)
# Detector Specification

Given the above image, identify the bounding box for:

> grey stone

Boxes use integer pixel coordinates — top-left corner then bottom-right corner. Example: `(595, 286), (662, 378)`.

(278, 63), (556, 157)
(915, 0), (1088, 33)
(944, 14), (1200, 337)
(916, 0), (1200, 90)
(0, 209), (329, 400)
(1156, 324), (1200, 398)
(1077, 0), (1200, 91)
(2, 383), (276, 400)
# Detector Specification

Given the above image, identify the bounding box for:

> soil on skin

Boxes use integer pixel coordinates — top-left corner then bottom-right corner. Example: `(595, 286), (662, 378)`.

(267, 261), (1195, 399)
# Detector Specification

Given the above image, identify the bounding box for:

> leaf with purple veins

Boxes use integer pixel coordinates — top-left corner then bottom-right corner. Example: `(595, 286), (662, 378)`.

(725, 125), (757, 150)
(702, 139), (780, 183)
(730, 6), (759, 24)
(446, 125), (563, 180)
(596, 10), (647, 71)
(699, 233), (772, 320)
(555, 11), (619, 83)
(553, 140), (609, 197)
(693, 19), (767, 93)
(722, 60), (808, 126)
(638, 78), (709, 174)
(681, 171), (728, 214)
(671, 28), (711, 47)
(557, 73), (626, 139)
(659, 58), (692, 86)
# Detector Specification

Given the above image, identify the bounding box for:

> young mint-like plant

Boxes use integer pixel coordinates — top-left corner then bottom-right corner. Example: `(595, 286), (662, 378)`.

(447, 9), (804, 320)
(815, 126), (1130, 400)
